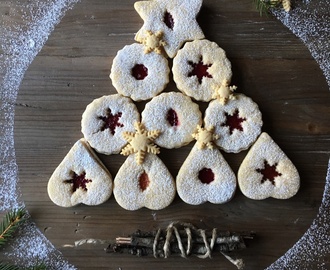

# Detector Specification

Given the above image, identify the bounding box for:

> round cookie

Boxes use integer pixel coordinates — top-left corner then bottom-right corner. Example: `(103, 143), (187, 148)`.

(172, 39), (232, 102)
(141, 92), (202, 149)
(204, 93), (263, 153)
(81, 94), (140, 155)
(110, 43), (170, 101)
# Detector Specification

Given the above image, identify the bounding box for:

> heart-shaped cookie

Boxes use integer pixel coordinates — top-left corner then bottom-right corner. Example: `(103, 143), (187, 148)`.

(176, 143), (237, 205)
(238, 132), (300, 200)
(113, 153), (176, 210)
(47, 139), (113, 207)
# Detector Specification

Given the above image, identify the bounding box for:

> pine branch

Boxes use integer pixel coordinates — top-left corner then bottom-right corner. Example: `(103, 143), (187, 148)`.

(0, 207), (27, 248)
(254, 0), (282, 16)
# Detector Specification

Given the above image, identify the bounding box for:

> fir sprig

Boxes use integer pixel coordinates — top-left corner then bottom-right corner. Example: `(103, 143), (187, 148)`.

(254, 0), (283, 16)
(0, 207), (27, 248)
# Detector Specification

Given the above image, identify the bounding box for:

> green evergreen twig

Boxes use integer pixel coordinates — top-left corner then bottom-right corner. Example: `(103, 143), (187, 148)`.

(254, 0), (282, 16)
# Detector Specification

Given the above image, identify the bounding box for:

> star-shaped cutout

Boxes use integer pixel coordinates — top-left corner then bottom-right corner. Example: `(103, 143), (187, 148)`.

(121, 122), (161, 165)
(221, 109), (246, 135)
(140, 30), (167, 54)
(188, 56), (213, 84)
(98, 108), (124, 135)
(134, 0), (205, 58)
(256, 160), (282, 186)
(192, 125), (219, 149)
(63, 171), (92, 193)
(212, 80), (237, 105)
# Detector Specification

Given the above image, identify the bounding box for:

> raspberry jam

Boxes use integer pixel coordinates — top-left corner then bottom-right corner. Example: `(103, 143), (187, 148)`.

(132, 64), (148, 80)
(139, 171), (150, 191)
(188, 57), (213, 84)
(64, 171), (92, 193)
(256, 160), (282, 186)
(163, 11), (174, 30)
(98, 108), (124, 135)
(198, 168), (215, 184)
(222, 109), (246, 134)
(166, 108), (179, 127)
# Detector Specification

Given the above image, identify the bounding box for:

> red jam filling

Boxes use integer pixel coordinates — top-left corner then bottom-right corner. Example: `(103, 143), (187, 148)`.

(256, 160), (282, 186)
(98, 108), (124, 135)
(221, 109), (246, 135)
(139, 171), (150, 191)
(64, 171), (92, 193)
(198, 168), (215, 184)
(132, 64), (148, 80)
(163, 11), (174, 30)
(188, 56), (213, 84)
(166, 108), (179, 127)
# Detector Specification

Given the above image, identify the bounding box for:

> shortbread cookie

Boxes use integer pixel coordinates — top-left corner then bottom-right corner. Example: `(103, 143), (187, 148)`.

(238, 132), (300, 200)
(81, 94), (140, 155)
(172, 39), (232, 101)
(114, 154), (176, 210)
(204, 93), (263, 153)
(110, 43), (169, 101)
(141, 92), (202, 149)
(134, 0), (204, 58)
(47, 139), (113, 207)
(177, 143), (236, 205)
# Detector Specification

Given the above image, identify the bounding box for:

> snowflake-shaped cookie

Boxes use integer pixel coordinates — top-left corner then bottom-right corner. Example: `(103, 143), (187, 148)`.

(121, 122), (160, 165)
(134, 0), (205, 58)
(212, 80), (237, 105)
(192, 125), (219, 150)
(141, 30), (167, 54)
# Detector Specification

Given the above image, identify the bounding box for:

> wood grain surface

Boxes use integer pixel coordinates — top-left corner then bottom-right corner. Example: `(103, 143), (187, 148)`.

(8, 0), (330, 269)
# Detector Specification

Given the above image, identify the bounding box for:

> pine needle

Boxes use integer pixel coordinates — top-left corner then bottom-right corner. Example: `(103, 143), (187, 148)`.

(0, 207), (27, 248)
(254, 0), (282, 16)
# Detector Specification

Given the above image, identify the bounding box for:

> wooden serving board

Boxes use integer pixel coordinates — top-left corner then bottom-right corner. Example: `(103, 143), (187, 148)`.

(12, 0), (330, 269)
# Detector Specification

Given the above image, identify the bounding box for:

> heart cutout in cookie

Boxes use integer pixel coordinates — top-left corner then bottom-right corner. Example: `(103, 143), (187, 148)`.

(47, 139), (113, 207)
(113, 154), (176, 210)
(238, 132), (300, 200)
(176, 143), (237, 205)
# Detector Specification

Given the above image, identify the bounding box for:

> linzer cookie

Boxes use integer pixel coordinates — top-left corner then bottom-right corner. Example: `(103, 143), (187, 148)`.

(47, 139), (113, 207)
(134, 0), (204, 58)
(81, 94), (140, 155)
(110, 43), (169, 101)
(238, 132), (300, 200)
(204, 93), (263, 153)
(141, 92), (202, 149)
(172, 39), (232, 101)
(114, 154), (176, 211)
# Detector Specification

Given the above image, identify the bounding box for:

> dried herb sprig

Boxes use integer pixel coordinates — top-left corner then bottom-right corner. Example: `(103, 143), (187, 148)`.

(0, 262), (47, 270)
(0, 207), (27, 248)
(254, 0), (290, 16)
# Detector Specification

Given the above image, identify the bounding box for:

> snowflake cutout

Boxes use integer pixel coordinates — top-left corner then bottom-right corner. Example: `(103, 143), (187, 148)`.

(188, 56), (213, 84)
(212, 80), (237, 105)
(192, 125), (219, 150)
(256, 160), (282, 186)
(98, 108), (124, 135)
(121, 122), (161, 165)
(141, 30), (167, 54)
(134, 0), (204, 58)
(221, 109), (246, 135)
(63, 171), (92, 193)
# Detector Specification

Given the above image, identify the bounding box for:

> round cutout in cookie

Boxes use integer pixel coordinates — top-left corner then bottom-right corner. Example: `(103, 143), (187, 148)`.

(81, 94), (140, 155)
(204, 93), (263, 153)
(110, 43), (170, 101)
(172, 39), (232, 102)
(141, 92), (202, 149)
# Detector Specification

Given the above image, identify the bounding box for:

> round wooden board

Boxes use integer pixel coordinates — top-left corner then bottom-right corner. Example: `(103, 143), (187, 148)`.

(13, 0), (330, 269)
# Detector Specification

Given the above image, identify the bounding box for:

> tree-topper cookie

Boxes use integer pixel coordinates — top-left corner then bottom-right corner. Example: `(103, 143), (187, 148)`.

(238, 132), (300, 200)
(173, 39), (232, 102)
(141, 92), (202, 149)
(204, 93), (263, 153)
(110, 43), (169, 101)
(81, 94), (140, 155)
(134, 0), (205, 58)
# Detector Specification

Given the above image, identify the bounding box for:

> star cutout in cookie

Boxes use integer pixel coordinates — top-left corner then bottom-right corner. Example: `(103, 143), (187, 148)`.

(192, 125), (219, 150)
(212, 80), (237, 105)
(134, 0), (205, 58)
(121, 122), (161, 165)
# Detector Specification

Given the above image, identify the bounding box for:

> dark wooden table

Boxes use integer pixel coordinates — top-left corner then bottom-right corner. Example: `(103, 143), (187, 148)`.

(7, 0), (330, 269)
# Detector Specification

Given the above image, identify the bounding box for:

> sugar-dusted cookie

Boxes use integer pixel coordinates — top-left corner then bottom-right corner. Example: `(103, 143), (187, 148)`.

(110, 43), (169, 101)
(177, 143), (237, 205)
(81, 94), (140, 155)
(47, 139), (113, 207)
(134, 0), (204, 58)
(113, 154), (176, 210)
(141, 92), (202, 149)
(172, 39), (232, 101)
(238, 132), (300, 200)
(204, 93), (263, 153)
